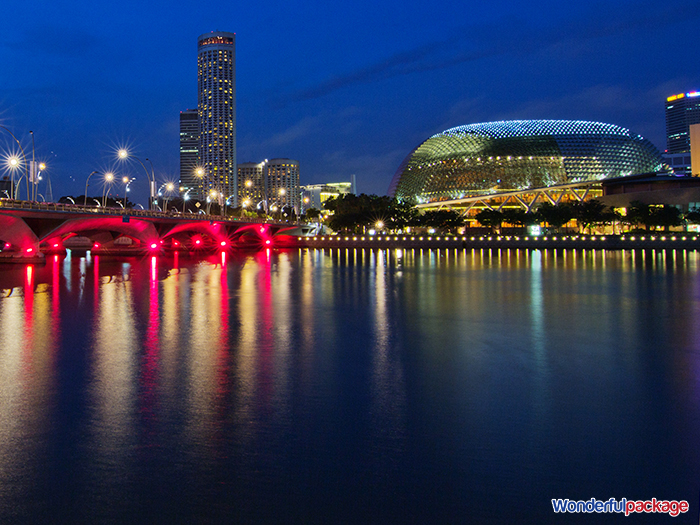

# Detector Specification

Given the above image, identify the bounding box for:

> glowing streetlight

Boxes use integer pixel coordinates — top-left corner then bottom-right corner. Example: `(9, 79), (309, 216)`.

(0, 126), (29, 200)
(102, 172), (115, 207)
(117, 148), (155, 210)
(122, 176), (134, 209)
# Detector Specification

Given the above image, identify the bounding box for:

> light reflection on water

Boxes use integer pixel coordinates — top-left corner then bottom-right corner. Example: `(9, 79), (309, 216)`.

(0, 248), (699, 523)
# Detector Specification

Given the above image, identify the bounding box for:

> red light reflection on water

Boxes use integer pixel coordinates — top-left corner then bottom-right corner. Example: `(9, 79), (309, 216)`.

(140, 256), (160, 424)
(23, 265), (35, 368)
(51, 255), (61, 336)
(214, 255), (231, 426)
(256, 249), (274, 407)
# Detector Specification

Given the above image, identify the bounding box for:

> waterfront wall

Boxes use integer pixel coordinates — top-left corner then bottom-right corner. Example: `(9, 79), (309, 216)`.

(291, 233), (700, 251)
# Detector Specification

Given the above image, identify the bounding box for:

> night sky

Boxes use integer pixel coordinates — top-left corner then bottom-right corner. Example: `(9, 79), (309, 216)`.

(1, 0), (698, 205)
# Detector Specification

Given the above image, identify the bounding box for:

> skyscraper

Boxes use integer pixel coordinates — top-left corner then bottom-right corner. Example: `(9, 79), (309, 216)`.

(665, 91), (700, 176)
(198, 31), (236, 204)
(179, 109), (199, 195)
(666, 91), (700, 154)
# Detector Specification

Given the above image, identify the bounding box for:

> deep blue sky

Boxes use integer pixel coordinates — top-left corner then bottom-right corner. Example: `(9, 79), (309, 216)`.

(1, 0), (698, 204)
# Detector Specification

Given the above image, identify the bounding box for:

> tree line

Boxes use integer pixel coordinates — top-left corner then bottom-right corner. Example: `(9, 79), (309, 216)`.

(317, 194), (697, 234)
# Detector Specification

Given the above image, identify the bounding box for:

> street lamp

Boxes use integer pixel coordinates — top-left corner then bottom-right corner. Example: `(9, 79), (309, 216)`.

(159, 182), (175, 212)
(0, 125), (29, 200)
(101, 172), (115, 207)
(182, 188), (192, 214)
(122, 176), (135, 209)
(84, 171), (98, 206)
(118, 149), (156, 210)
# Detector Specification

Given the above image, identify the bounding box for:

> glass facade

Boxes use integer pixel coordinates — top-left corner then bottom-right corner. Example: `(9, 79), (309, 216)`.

(666, 91), (700, 155)
(389, 120), (665, 203)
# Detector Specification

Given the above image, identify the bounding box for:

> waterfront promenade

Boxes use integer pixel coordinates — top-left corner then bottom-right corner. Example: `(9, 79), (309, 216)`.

(296, 232), (700, 251)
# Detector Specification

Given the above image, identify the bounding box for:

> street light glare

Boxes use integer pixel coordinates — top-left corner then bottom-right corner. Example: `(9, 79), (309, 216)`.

(122, 176), (129, 184)
(105, 172), (114, 182)
(8, 157), (19, 168)
(39, 163), (46, 170)
(118, 149), (128, 159)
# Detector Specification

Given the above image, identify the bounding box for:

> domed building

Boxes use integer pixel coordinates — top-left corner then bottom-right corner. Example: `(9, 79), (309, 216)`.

(389, 120), (666, 205)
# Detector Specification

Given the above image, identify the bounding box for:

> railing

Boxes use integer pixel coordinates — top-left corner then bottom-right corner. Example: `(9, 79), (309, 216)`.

(0, 198), (303, 226)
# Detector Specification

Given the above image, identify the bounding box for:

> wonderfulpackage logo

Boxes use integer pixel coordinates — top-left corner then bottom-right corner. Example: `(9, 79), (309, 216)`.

(552, 497), (689, 517)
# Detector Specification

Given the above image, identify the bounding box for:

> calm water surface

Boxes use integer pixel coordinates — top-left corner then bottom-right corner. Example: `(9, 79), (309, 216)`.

(0, 247), (699, 523)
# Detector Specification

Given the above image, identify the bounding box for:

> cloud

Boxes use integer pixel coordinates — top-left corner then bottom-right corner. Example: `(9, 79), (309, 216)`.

(276, 1), (700, 106)
(262, 115), (323, 149)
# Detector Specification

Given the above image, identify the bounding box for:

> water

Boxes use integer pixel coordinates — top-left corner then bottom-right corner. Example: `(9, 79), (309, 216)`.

(0, 247), (699, 523)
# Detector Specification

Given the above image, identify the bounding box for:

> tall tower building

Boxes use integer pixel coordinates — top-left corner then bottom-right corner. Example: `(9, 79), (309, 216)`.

(198, 31), (236, 204)
(179, 109), (199, 195)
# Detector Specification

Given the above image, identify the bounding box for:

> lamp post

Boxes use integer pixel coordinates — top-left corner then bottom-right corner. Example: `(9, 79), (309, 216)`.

(118, 149), (156, 210)
(84, 171), (99, 206)
(182, 188), (193, 214)
(28, 131), (45, 202)
(101, 172), (115, 207)
(0, 125), (29, 200)
(122, 176), (134, 209)
(157, 182), (175, 212)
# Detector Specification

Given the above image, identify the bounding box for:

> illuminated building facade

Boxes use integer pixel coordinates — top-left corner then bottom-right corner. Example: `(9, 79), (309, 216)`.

(664, 91), (700, 176)
(197, 31), (236, 204)
(301, 182), (354, 211)
(237, 161), (264, 209)
(389, 120), (665, 204)
(265, 159), (300, 213)
(236, 159), (301, 213)
(179, 109), (199, 196)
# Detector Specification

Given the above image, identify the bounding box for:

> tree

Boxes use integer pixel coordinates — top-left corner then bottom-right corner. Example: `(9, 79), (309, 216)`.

(625, 201), (652, 231)
(323, 194), (417, 233)
(501, 208), (537, 228)
(651, 204), (683, 231)
(416, 209), (464, 232)
(474, 209), (503, 233)
(572, 199), (607, 234)
(305, 208), (321, 221)
(535, 202), (573, 232)
(685, 209), (700, 225)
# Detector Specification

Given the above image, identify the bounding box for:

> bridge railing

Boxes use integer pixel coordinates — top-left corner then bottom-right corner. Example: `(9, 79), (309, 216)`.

(0, 198), (304, 226)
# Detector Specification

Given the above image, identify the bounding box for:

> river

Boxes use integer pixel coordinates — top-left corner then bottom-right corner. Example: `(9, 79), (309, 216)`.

(0, 247), (698, 523)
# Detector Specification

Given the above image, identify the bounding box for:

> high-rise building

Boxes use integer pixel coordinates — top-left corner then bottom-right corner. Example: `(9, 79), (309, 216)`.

(179, 109), (199, 195)
(197, 31), (236, 204)
(237, 161), (265, 209)
(265, 159), (300, 213)
(666, 91), (700, 154)
(664, 91), (700, 176)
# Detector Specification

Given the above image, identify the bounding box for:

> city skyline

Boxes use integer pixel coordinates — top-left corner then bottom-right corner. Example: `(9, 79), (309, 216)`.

(0, 0), (698, 205)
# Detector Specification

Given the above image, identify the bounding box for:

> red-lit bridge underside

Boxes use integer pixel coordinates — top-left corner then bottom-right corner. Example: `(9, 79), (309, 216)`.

(0, 208), (306, 260)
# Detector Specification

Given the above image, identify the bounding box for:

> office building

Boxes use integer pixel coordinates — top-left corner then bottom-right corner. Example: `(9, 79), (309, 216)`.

(265, 159), (300, 213)
(197, 31), (236, 204)
(179, 109), (199, 196)
(237, 161), (265, 209)
(665, 91), (700, 175)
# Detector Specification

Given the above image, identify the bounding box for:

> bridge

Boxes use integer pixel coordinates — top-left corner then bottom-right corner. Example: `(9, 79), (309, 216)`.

(0, 200), (312, 262)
